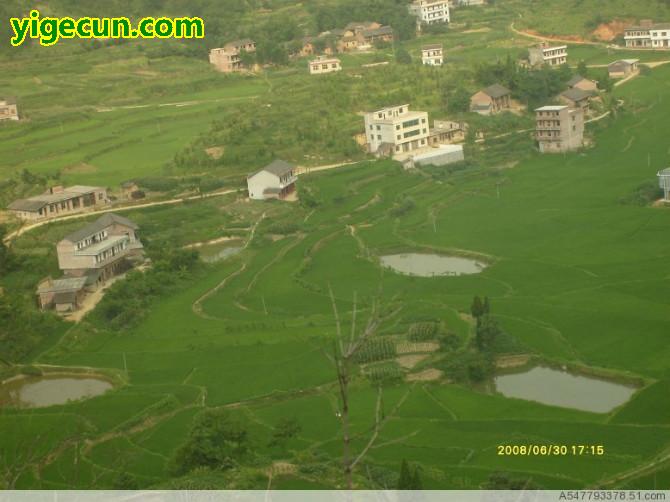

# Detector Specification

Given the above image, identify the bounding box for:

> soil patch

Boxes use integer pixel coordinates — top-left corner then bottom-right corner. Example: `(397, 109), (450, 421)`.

(397, 354), (429, 369)
(407, 368), (443, 382)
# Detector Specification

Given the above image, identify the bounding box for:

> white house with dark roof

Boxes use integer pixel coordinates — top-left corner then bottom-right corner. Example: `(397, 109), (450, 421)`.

(247, 160), (297, 200)
(7, 185), (108, 221)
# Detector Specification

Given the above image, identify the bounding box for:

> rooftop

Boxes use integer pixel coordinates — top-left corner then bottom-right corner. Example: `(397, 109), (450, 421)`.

(422, 44), (443, 51)
(566, 75), (594, 87)
(38, 276), (88, 294)
(482, 84), (511, 98)
(7, 185), (105, 212)
(62, 213), (139, 244)
(561, 88), (592, 102)
(536, 105), (568, 111)
(250, 159), (296, 179)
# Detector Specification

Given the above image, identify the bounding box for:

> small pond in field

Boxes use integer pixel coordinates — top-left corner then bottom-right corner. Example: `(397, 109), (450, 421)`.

(0, 375), (113, 409)
(494, 366), (637, 413)
(198, 242), (243, 263)
(380, 253), (487, 277)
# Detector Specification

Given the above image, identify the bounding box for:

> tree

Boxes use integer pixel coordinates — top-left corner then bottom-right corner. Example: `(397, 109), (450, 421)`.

(0, 225), (10, 274)
(397, 459), (412, 489)
(445, 87), (471, 113)
(483, 296), (490, 315)
(470, 295), (484, 319)
(577, 60), (589, 78)
(411, 465), (423, 489)
(170, 408), (249, 476)
(325, 288), (399, 489)
(395, 46), (412, 65)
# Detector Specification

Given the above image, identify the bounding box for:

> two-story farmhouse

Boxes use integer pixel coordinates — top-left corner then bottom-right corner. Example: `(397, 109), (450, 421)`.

(37, 214), (145, 313)
(422, 44), (444, 66)
(0, 98), (19, 121)
(608, 59), (639, 79)
(309, 56), (342, 74)
(247, 160), (297, 201)
(409, 0), (451, 26)
(624, 21), (670, 48)
(529, 43), (568, 67)
(364, 105), (430, 157)
(209, 39), (256, 73)
(535, 105), (584, 153)
(470, 84), (512, 115)
(559, 88), (592, 112)
(8, 185), (108, 221)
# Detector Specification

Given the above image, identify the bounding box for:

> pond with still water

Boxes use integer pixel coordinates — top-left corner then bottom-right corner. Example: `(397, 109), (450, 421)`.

(380, 253), (487, 277)
(0, 375), (113, 409)
(494, 366), (637, 413)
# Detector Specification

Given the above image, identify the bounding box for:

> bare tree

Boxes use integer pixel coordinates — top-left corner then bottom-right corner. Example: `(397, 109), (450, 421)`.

(324, 287), (398, 489)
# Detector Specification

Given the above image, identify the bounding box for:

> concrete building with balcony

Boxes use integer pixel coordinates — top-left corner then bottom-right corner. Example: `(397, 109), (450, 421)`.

(0, 98), (19, 121)
(37, 214), (145, 313)
(209, 39), (256, 73)
(529, 43), (568, 67)
(422, 44), (444, 66)
(624, 21), (670, 49)
(409, 0), (451, 26)
(247, 160), (297, 201)
(56, 213), (145, 281)
(535, 105), (584, 153)
(364, 105), (430, 157)
(7, 185), (108, 221)
(309, 56), (342, 74)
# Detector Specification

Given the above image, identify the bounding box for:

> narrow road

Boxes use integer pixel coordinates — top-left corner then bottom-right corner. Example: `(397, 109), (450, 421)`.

(3, 188), (239, 245)
(4, 160), (360, 246)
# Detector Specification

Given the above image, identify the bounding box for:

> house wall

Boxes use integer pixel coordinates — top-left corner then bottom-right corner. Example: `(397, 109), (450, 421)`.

(248, 171), (281, 200)
(0, 103), (19, 121)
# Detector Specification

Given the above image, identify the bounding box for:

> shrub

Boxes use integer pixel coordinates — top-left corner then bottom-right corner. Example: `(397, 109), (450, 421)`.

(353, 337), (397, 364)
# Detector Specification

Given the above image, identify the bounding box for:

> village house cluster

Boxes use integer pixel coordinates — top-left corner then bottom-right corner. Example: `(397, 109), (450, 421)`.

(37, 214), (145, 314)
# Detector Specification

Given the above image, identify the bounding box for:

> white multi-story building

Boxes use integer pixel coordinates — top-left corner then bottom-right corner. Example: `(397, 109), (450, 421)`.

(421, 44), (444, 66)
(409, 0), (450, 26)
(364, 105), (430, 157)
(529, 43), (568, 67)
(624, 22), (670, 49)
(309, 56), (342, 75)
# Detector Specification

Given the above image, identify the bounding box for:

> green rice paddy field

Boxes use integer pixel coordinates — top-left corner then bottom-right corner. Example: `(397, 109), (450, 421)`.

(2, 63), (670, 489)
